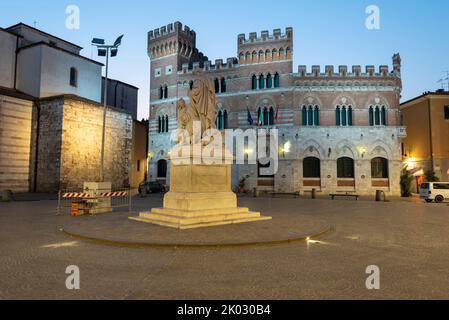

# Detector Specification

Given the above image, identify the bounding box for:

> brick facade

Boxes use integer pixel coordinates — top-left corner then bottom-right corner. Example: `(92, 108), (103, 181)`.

(147, 22), (406, 196)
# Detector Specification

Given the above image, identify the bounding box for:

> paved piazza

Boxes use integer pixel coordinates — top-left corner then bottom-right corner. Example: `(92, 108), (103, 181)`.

(0, 195), (448, 299)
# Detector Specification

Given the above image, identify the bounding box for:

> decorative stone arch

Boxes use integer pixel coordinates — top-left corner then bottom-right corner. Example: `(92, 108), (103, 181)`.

(301, 95), (323, 108)
(335, 140), (358, 160)
(156, 106), (169, 118)
(365, 95), (390, 109)
(300, 139), (326, 159)
(255, 96), (276, 110)
(368, 140), (393, 159)
(331, 95), (357, 109)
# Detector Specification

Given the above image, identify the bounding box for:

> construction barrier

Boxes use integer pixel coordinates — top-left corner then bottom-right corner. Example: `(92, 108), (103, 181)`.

(57, 188), (132, 216)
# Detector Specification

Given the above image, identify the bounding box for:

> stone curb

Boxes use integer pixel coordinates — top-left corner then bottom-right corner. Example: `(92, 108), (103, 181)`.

(61, 226), (335, 249)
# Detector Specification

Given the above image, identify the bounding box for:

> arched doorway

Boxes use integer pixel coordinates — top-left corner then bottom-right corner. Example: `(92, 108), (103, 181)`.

(157, 159), (168, 183)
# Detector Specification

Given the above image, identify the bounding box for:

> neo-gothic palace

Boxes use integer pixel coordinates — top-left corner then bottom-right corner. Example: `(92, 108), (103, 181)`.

(147, 21), (406, 196)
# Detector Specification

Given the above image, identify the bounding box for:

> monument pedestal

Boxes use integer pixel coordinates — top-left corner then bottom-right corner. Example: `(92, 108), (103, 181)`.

(83, 182), (112, 215)
(130, 159), (271, 230)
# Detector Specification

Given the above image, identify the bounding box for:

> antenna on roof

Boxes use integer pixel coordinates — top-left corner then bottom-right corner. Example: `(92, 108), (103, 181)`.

(33, 21), (37, 28)
(438, 71), (449, 91)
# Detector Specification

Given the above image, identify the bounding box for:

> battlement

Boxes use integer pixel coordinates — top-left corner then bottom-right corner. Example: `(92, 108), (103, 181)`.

(178, 57), (239, 74)
(296, 65), (396, 78)
(297, 54), (401, 79)
(238, 27), (293, 45)
(148, 21), (196, 42)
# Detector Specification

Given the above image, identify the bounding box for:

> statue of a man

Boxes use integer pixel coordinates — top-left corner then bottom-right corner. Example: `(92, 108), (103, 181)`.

(189, 71), (216, 134)
(176, 98), (194, 139)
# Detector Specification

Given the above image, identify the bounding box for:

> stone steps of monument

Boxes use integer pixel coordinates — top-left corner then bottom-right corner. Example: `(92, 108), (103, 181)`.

(150, 207), (250, 217)
(138, 211), (263, 226)
(129, 215), (271, 230)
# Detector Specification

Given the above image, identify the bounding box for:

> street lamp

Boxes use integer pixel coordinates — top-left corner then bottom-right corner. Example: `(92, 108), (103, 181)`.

(91, 35), (124, 182)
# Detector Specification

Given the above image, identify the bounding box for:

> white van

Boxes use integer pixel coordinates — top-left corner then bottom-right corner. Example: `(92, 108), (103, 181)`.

(420, 182), (449, 203)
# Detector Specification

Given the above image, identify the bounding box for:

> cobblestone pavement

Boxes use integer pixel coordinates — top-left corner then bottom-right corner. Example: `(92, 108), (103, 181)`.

(0, 195), (448, 300)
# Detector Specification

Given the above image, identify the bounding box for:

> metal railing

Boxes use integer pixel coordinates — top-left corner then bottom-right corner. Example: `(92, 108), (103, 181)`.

(57, 188), (132, 216)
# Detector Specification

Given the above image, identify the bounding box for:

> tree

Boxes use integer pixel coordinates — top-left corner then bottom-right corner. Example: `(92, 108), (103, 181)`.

(400, 172), (414, 197)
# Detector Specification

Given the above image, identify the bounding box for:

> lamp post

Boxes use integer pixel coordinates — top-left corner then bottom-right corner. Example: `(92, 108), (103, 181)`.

(91, 35), (124, 182)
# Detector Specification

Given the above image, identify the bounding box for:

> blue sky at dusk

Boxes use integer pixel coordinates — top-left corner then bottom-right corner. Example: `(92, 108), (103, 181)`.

(1, 0), (448, 120)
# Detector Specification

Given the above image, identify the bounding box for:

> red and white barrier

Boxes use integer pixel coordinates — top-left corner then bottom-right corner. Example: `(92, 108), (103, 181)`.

(100, 191), (129, 198)
(62, 191), (128, 199)
(62, 193), (91, 198)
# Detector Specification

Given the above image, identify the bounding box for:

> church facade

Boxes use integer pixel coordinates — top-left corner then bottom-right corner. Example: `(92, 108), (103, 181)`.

(147, 21), (406, 196)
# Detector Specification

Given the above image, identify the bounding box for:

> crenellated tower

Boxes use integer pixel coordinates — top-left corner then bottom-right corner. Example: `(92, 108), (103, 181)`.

(148, 21), (207, 100)
(237, 27), (293, 72)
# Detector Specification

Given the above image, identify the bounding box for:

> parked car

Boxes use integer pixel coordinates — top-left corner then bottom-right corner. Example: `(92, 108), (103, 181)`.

(420, 182), (449, 203)
(138, 181), (167, 195)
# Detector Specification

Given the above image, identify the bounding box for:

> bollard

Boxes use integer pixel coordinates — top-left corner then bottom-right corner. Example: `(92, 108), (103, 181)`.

(311, 188), (316, 199)
(1, 190), (13, 202)
(375, 190), (382, 202)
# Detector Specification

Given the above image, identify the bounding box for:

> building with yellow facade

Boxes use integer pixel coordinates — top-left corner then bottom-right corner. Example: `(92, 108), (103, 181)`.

(401, 90), (449, 188)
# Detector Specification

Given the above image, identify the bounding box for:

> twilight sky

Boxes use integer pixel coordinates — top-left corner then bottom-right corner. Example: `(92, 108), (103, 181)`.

(1, 0), (448, 120)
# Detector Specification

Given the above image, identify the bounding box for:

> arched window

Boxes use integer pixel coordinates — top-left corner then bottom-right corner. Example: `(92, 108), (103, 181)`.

(164, 85), (168, 99)
(274, 73), (280, 88)
(303, 157), (321, 178)
(251, 75), (257, 90)
(246, 52), (251, 63)
(239, 52), (245, 63)
(279, 48), (285, 60)
(381, 106), (387, 126)
(214, 78), (220, 94)
(221, 78), (226, 93)
(258, 108), (262, 125)
(369, 106), (374, 126)
(252, 51), (258, 63)
(223, 110), (228, 129)
(336, 105), (353, 126)
(337, 157), (355, 178)
(217, 110), (223, 129)
(160, 115), (165, 133)
(272, 49), (278, 61)
(302, 106), (307, 126)
(336, 106), (341, 126)
(259, 50), (264, 63)
(259, 74), (265, 89)
(308, 106), (314, 126)
(158, 116), (162, 133)
(375, 106), (380, 126)
(371, 157), (389, 179)
(266, 73), (272, 89)
(341, 107), (347, 126)
(348, 106), (353, 126)
(189, 80), (193, 90)
(263, 107), (269, 126)
(269, 107), (274, 126)
(159, 86), (164, 99)
(165, 115), (169, 133)
(157, 160), (167, 179)
(70, 67), (77, 87)
(314, 106), (320, 126)
(286, 47), (291, 59)
(265, 49), (271, 61)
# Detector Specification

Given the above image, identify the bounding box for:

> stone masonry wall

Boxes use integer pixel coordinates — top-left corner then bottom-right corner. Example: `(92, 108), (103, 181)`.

(36, 96), (132, 192)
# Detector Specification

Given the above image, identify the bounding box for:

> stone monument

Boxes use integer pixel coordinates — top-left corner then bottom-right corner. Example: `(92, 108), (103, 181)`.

(130, 72), (271, 229)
